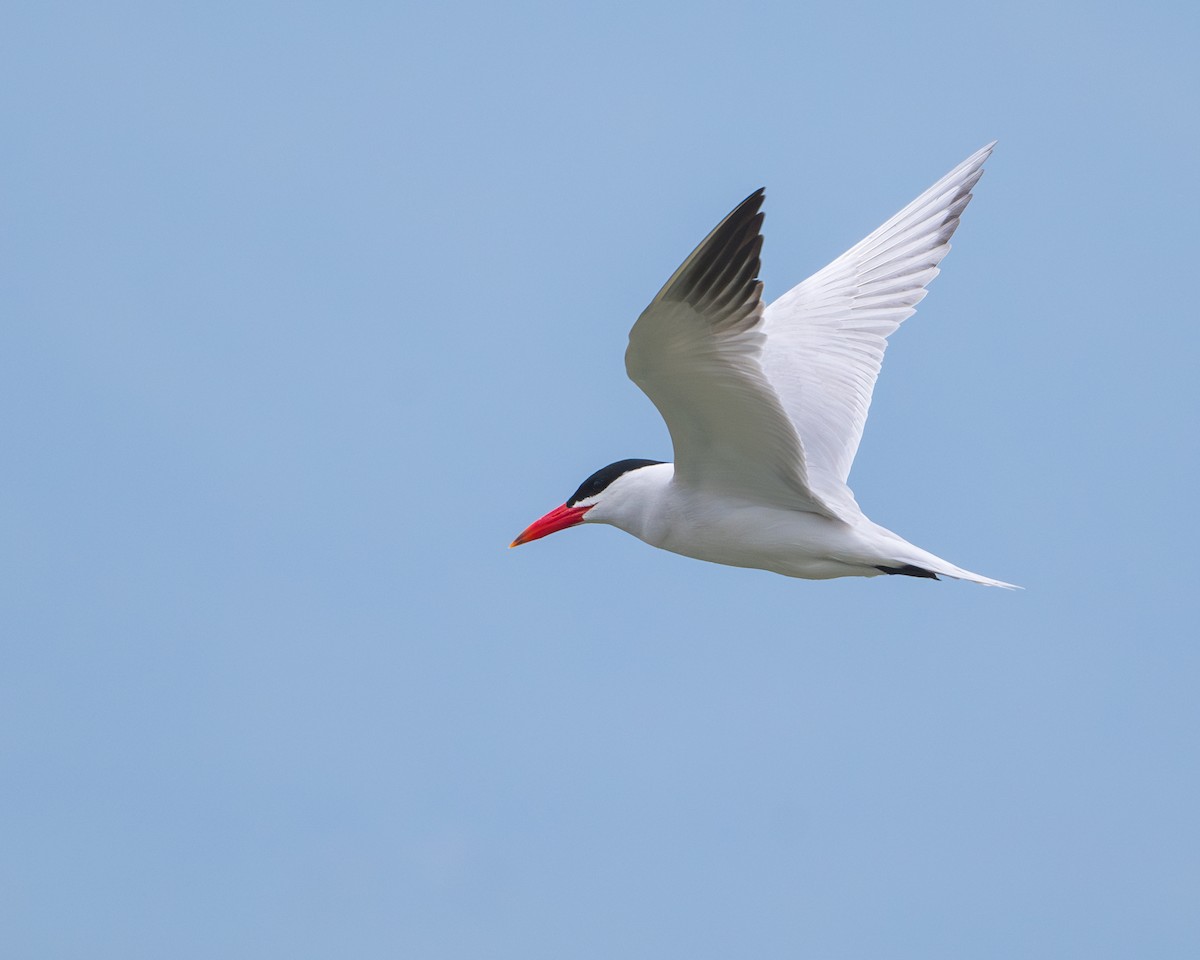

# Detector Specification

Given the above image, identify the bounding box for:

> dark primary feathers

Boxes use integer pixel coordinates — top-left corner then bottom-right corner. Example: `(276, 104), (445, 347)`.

(652, 188), (766, 334)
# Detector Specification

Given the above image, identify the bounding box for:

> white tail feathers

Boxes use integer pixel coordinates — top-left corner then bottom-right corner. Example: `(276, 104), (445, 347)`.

(937, 566), (1022, 590)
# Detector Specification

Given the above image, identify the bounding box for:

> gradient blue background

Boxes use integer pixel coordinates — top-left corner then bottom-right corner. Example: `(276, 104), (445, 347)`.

(4, 1), (1198, 957)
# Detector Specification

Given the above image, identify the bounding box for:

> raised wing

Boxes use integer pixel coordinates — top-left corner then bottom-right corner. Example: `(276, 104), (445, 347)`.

(761, 143), (995, 510)
(625, 190), (839, 517)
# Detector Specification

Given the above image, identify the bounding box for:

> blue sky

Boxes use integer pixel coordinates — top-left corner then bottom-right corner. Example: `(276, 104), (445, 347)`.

(3, 1), (1199, 957)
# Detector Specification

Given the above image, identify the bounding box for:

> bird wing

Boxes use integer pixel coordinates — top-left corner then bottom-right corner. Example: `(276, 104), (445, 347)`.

(760, 142), (995, 513)
(625, 190), (840, 518)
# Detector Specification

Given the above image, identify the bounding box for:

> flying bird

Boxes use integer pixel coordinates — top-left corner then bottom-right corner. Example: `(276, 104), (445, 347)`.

(512, 143), (1016, 588)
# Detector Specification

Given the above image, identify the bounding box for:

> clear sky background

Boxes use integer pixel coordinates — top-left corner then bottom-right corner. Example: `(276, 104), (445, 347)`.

(3, 1), (1199, 957)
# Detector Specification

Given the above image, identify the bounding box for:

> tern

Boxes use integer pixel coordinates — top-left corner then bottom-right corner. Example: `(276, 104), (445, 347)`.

(512, 143), (1016, 588)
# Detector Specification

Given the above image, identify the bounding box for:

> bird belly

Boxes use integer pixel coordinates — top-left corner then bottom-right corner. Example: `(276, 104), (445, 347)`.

(641, 496), (880, 580)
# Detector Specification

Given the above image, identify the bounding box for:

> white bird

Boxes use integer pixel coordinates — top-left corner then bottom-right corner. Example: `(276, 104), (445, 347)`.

(512, 143), (1016, 588)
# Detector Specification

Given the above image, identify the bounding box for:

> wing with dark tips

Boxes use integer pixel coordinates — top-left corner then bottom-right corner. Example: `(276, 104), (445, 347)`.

(626, 190), (838, 517)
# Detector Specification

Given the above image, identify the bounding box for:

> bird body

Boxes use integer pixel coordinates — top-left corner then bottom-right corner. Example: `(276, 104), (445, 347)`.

(587, 463), (875, 580)
(512, 143), (1017, 589)
(582, 462), (1012, 587)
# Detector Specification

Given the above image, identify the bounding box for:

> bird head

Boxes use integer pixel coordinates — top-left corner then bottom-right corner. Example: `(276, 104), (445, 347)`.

(510, 459), (665, 547)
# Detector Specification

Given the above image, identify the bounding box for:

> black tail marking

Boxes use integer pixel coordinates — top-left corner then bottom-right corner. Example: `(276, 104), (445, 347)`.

(875, 564), (941, 581)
